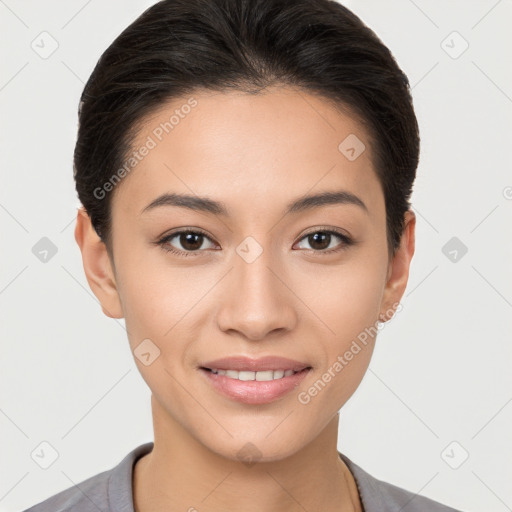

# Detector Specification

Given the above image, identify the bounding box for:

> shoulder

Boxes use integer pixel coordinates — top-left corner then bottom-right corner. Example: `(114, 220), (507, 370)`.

(21, 468), (111, 512)
(339, 452), (464, 512)
(21, 442), (154, 512)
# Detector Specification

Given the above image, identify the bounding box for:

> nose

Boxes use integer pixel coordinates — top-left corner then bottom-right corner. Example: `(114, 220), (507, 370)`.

(216, 245), (298, 341)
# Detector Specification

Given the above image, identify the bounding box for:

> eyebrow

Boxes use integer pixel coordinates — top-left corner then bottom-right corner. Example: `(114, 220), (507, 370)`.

(140, 189), (368, 217)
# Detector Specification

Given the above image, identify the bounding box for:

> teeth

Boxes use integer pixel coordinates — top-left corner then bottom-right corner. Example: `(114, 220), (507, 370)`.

(209, 368), (300, 381)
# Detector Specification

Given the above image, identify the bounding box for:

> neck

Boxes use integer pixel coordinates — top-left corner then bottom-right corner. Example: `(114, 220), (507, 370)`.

(133, 395), (362, 512)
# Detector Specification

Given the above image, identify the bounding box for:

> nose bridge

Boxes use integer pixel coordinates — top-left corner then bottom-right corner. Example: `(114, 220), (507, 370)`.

(216, 236), (296, 340)
(236, 239), (278, 301)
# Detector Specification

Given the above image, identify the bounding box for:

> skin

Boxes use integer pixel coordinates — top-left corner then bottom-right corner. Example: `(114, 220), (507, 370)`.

(74, 85), (415, 512)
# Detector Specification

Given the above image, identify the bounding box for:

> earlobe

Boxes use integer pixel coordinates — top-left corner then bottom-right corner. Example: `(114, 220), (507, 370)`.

(379, 210), (416, 322)
(74, 207), (124, 319)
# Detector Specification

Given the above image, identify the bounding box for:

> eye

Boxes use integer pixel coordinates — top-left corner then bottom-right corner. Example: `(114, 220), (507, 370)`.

(294, 228), (354, 253)
(157, 229), (217, 257)
(156, 227), (354, 258)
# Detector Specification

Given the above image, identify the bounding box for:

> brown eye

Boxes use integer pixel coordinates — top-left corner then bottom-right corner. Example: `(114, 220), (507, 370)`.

(158, 229), (217, 256)
(295, 229), (353, 253)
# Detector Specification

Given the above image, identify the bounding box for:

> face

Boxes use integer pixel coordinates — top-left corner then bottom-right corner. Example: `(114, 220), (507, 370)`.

(76, 86), (415, 462)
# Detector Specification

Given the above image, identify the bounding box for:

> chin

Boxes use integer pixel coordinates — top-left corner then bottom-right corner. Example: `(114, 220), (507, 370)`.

(200, 430), (311, 465)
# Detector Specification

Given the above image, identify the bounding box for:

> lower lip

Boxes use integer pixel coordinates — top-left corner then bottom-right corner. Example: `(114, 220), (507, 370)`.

(199, 368), (311, 405)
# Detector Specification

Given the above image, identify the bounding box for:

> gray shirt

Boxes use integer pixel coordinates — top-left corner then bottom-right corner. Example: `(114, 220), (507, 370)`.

(22, 442), (463, 512)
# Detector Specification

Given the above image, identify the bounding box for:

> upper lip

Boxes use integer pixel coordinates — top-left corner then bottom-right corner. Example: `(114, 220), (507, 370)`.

(200, 356), (311, 372)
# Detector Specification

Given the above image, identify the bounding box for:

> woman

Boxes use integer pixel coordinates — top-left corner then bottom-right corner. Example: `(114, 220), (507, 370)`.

(24, 0), (464, 510)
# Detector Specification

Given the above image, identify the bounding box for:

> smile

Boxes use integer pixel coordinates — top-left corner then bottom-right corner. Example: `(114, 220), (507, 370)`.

(199, 367), (312, 404)
(204, 368), (302, 381)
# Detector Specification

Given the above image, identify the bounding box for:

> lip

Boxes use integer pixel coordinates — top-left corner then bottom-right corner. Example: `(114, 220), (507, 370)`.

(199, 366), (311, 405)
(200, 355), (311, 372)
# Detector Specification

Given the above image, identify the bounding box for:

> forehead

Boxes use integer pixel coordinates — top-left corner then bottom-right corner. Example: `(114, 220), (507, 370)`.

(112, 86), (382, 220)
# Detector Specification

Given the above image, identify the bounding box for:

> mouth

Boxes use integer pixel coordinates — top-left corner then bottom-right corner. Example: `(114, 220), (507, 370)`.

(200, 355), (311, 373)
(199, 367), (311, 382)
(198, 356), (312, 404)
(198, 366), (312, 405)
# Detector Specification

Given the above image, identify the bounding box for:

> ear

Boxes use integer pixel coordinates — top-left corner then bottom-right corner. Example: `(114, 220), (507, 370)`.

(74, 207), (124, 319)
(379, 209), (416, 322)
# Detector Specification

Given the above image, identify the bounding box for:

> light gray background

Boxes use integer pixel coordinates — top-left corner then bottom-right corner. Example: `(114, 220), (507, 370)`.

(1, 1), (511, 511)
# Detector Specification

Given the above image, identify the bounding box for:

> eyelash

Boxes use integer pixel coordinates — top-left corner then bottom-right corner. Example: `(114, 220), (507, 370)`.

(156, 227), (354, 258)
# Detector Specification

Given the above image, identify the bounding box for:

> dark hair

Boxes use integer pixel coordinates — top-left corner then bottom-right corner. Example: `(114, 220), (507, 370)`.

(74, 0), (420, 259)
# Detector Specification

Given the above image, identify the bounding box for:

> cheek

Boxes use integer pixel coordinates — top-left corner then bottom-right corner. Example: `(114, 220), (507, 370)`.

(296, 252), (386, 338)
(334, 263), (384, 327)
(297, 291), (380, 420)
(295, 253), (386, 406)
(116, 250), (207, 338)
(115, 255), (223, 395)
(114, 263), (195, 402)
